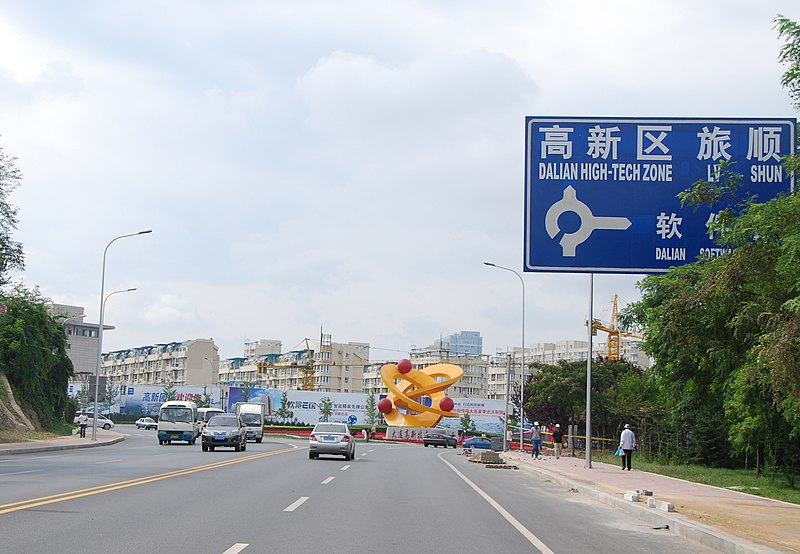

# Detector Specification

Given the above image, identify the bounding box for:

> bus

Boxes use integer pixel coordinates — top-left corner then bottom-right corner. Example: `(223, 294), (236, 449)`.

(157, 400), (199, 445)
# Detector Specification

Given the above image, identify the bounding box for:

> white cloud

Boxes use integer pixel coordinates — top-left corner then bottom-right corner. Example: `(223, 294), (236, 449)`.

(2, 1), (798, 360)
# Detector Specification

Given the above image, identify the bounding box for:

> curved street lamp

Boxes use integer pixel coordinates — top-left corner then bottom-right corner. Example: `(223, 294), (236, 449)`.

(92, 229), (151, 440)
(484, 261), (526, 452)
(91, 287), (137, 439)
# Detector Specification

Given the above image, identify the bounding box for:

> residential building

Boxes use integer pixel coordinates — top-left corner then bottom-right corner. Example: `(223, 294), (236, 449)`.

(243, 339), (281, 357)
(101, 339), (219, 387)
(408, 345), (490, 398)
(47, 303), (113, 378)
(220, 335), (369, 394)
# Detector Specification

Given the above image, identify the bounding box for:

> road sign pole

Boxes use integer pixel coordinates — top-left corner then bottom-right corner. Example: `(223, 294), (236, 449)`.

(585, 273), (593, 469)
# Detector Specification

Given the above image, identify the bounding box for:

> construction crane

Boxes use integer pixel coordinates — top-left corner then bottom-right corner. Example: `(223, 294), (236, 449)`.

(300, 338), (315, 391)
(587, 294), (643, 362)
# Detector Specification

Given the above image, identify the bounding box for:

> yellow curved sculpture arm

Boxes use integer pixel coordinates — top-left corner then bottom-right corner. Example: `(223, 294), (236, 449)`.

(379, 362), (463, 428)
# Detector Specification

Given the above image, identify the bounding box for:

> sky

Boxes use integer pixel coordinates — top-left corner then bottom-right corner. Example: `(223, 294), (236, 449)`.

(0, 1), (798, 361)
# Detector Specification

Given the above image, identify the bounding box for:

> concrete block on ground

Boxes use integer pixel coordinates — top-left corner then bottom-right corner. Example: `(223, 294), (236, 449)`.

(473, 450), (503, 464)
(654, 500), (675, 512)
(640, 489), (653, 496)
(624, 490), (640, 502)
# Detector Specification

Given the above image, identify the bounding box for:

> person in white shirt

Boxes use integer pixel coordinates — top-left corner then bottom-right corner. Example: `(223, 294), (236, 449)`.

(619, 423), (636, 471)
(78, 411), (89, 438)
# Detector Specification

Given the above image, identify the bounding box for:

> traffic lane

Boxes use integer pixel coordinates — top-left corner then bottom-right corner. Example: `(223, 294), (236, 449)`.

(440, 450), (714, 553)
(0, 441), (303, 554)
(244, 441), (538, 553)
(0, 431), (291, 508)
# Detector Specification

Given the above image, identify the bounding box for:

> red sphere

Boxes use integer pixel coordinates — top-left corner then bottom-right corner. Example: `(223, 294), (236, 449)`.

(397, 359), (412, 374)
(378, 398), (393, 413)
(439, 397), (454, 412)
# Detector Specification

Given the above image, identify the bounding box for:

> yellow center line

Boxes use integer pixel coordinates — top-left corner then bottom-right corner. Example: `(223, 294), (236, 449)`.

(0, 447), (296, 516)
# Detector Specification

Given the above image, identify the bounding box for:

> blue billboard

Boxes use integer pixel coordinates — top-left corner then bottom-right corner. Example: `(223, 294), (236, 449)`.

(524, 117), (796, 273)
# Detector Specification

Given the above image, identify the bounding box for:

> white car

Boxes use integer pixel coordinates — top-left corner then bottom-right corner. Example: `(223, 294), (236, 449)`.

(135, 417), (157, 430)
(73, 412), (115, 430)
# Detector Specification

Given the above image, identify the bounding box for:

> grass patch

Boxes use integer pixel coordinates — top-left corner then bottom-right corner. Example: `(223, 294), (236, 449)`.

(592, 450), (800, 504)
(0, 423), (75, 443)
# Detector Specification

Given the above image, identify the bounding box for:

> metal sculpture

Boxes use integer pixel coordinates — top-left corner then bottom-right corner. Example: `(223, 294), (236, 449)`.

(377, 359), (463, 427)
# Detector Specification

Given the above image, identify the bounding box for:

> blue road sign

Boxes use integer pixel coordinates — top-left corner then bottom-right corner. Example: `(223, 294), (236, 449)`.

(348, 414), (357, 425)
(524, 117), (796, 273)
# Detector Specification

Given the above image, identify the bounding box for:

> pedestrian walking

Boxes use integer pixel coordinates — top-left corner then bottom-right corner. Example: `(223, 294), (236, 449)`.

(370, 425), (376, 440)
(551, 423), (564, 459)
(531, 421), (542, 459)
(78, 410), (88, 438)
(619, 423), (636, 471)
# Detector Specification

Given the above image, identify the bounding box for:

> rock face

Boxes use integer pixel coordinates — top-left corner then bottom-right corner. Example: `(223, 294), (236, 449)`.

(0, 371), (35, 431)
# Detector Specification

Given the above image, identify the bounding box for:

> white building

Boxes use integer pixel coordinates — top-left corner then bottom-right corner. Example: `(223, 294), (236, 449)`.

(220, 335), (368, 394)
(101, 339), (219, 387)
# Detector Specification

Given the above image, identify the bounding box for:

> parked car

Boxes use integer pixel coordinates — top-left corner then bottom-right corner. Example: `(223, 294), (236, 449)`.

(463, 436), (492, 449)
(73, 412), (115, 430)
(201, 414), (247, 452)
(135, 417), (157, 430)
(423, 430), (458, 448)
(309, 422), (355, 460)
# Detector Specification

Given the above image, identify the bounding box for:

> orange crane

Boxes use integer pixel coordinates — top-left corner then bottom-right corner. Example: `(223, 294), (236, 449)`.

(300, 338), (315, 391)
(587, 294), (643, 362)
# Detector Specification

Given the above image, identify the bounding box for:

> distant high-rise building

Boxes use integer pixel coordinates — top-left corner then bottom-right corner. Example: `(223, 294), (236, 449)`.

(430, 330), (483, 356)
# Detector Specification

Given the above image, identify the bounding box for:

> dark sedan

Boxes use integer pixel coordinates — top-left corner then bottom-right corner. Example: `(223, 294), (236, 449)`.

(201, 415), (247, 452)
(423, 430), (458, 448)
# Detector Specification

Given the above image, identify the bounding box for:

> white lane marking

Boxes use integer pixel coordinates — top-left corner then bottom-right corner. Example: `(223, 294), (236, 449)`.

(283, 496), (309, 512)
(93, 459), (122, 464)
(0, 470), (41, 476)
(321, 476), (335, 485)
(341, 465), (350, 471)
(222, 544), (249, 554)
(368, 449), (374, 452)
(437, 452), (555, 554)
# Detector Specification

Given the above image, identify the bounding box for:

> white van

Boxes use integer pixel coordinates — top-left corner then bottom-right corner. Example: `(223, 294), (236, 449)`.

(197, 408), (225, 432)
(157, 401), (199, 445)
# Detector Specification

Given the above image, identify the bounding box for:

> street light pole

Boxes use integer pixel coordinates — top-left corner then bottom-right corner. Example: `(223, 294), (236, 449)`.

(92, 230), (151, 440)
(484, 261), (526, 452)
(91, 287), (136, 439)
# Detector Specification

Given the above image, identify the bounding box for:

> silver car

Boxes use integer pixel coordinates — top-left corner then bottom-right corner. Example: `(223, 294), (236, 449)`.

(309, 422), (355, 460)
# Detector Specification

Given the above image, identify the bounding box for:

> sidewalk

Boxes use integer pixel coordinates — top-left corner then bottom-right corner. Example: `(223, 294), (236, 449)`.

(501, 450), (799, 554)
(0, 428), (124, 455)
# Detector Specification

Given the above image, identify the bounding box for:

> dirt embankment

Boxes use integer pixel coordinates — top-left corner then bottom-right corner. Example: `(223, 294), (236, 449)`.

(0, 370), (38, 441)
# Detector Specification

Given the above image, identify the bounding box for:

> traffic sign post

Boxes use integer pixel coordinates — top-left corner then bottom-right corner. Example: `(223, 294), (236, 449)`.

(525, 117), (796, 274)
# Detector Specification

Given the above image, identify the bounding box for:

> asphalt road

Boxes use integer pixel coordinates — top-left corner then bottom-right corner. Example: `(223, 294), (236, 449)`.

(0, 426), (711, 553)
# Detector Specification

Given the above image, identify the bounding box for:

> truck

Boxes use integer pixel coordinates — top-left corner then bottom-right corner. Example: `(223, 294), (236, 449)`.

(233, 401), (269, 443)
(157, 400), (199, 445)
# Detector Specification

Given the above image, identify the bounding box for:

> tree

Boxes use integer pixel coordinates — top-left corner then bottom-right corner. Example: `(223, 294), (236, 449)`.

(621, 17), (800, 475)
(0, 285), (73, 429)
(364, 393), (380, 428)
(775, 15), (800, 111)
(104, 381), (119, 416)
(0, 142), (25, 285)
(460, 412), (477, 433)
(241, 381), (255, 402)
(318, 396), (333, 422)
(197, 386), (213, 408)
(162, 381), (177, 402)
(274, 390), (293, 423)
